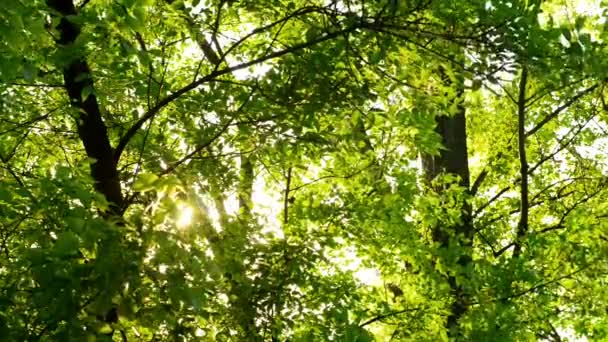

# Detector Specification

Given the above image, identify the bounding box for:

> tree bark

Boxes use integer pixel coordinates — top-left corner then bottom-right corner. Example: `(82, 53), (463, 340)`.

(47, 0), (123, 214)
(421, 66), (473, 336)
(47, 0), (124, 337)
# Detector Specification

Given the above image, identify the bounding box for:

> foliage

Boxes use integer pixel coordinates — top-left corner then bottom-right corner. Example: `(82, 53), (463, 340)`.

(1, 0), (608, 340)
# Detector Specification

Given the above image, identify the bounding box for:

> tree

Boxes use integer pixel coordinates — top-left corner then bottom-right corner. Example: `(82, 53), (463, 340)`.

(0, 0), (607, 340)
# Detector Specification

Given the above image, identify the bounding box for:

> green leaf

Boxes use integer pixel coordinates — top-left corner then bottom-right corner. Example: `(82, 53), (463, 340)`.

(369, 50), (383, 65)
(54, 232), (80, 256)
(133, 172), (159, 192)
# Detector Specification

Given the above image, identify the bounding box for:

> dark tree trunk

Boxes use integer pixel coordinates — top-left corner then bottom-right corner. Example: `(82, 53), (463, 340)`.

(47, 0), (124, 337)
(47, 0), (123, 214)
(422, 68), (473, 336)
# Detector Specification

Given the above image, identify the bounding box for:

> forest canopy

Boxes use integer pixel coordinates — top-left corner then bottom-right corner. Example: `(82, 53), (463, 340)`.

(1, 0), (608, 340)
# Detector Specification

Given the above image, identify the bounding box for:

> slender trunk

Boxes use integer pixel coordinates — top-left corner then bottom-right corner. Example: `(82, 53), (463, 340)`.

(513, 66), (529, 258)
(422, 66), (473, 336)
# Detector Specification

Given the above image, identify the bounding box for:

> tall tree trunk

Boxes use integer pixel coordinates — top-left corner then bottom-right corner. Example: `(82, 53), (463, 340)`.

(46, 0), (123, 214)
(47, 0), (125, 336)
(421, 66), (473, 337)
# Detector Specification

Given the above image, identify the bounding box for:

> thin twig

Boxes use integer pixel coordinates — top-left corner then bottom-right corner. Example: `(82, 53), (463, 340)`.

(359, 307), (422, 327)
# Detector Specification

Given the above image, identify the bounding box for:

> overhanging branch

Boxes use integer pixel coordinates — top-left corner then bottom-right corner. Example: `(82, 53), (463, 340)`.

(113, 24), (361, 163)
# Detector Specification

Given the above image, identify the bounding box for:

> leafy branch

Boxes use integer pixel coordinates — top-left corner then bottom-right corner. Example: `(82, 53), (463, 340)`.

(114, 22), (362, 163)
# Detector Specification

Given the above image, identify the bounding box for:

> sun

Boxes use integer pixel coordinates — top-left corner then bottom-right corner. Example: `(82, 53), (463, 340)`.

(176, 204), (194, 228)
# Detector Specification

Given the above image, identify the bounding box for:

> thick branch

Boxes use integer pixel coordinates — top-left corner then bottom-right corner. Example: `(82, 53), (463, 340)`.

(183, 14), (221, 65)
(470, 169), (488, 195)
